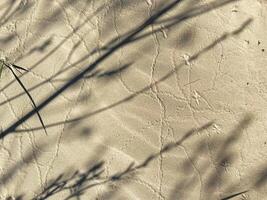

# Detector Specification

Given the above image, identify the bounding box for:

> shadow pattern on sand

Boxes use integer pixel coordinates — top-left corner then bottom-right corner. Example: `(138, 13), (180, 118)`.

(4, 114), (267, 199)
(1, 0), (266, 200)
(0, 0), (250, 138)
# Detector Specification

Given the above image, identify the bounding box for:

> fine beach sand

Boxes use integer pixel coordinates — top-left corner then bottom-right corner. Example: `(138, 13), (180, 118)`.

(0, 0), (267, 199)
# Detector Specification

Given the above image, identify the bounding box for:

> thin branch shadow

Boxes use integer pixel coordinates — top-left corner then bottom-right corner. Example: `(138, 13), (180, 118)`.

(28, 121), (213, 199)
(0, 0), (243, 138)
(9, 18), (253, 135)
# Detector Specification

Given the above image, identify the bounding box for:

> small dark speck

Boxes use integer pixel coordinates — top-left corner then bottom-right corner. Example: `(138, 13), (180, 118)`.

(262, 49), (265, 52)
(265, 142), (266, 145)
(245, 40), (249, 44)
(246, 82), (249, 85)
(258, 41), (261, 45)
(232, 9), (238, 12)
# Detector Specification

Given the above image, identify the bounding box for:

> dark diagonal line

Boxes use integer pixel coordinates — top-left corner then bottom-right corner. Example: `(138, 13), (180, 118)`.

(0, 0), (184, 138)
(5, 63), (47, 135)
(221, 190), (248, 200)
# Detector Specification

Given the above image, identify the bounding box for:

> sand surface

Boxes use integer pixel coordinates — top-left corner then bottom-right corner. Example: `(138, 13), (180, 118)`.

(0, 0), (267, 199)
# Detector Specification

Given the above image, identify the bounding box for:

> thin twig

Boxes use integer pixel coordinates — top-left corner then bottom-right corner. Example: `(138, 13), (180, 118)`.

(221, 190), (248, 200)
(12, 64), (29, 75)
(4, 63), (47, 135)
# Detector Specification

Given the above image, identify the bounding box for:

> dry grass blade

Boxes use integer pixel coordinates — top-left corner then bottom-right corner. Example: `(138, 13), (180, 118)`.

(12, 64), (29, 74)
(221, 190), (248, 200)
(4, 63), (47, 135)
(0, 63), (3, 78)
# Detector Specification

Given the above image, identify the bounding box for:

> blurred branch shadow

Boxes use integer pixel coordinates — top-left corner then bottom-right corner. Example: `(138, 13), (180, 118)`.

(7, 114), (267, 199)
(2, 1), (266, 200)
(7, 121), (212, 199)
(0, 0), (34, 27)
(0, 0), (240, 107)
(167, 114), (267, 200)
(8, 17), (253, 135)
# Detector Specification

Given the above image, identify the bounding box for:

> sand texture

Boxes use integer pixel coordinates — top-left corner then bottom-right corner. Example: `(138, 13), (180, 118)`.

(0, 0), (267, 199)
